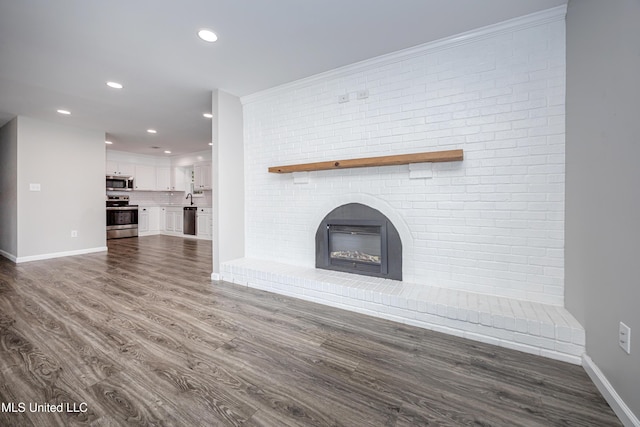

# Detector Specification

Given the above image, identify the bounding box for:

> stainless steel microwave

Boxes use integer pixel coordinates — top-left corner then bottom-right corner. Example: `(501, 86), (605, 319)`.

(106, 175), (134, 191)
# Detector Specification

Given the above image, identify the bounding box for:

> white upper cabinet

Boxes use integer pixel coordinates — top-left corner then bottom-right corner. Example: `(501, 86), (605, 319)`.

(171, 167), (186, 192)
(134, 165), (156, 191)
(106, 150), (211, 192)
(156, 167), (171, 191)
(194, 162), (212, 190)
(106, 161), (135, 176)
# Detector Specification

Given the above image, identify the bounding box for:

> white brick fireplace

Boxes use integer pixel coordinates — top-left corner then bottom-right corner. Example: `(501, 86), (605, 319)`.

(221, 6), (583, 363)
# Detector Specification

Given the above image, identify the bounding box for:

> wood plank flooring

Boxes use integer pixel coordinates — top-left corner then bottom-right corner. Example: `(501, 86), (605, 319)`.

(0, 235), (621, 426)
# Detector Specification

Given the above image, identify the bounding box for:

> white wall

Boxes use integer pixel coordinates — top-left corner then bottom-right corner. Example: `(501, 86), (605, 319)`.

(16, 116), (106, 260)
(212, 89), (244, 276)
(0, 118), (18, 259)
(242, 8), (566, 305)
(565, 0), (640, 421)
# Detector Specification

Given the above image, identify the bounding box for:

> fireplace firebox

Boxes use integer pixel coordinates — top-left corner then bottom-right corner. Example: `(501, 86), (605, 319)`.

(328, 221), (386, 274)
(316, 203), (402, 280)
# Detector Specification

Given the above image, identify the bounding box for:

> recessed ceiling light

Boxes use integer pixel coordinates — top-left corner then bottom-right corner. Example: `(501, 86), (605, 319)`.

(106, 81), (123, 89)
(105, 140), (113, 145)
(203, 113), (213, 119)
(57, 109), (71, 115)
(164, 150), (171, 154)
(147, 129), (157, 134)
(197, 29), (218, 43)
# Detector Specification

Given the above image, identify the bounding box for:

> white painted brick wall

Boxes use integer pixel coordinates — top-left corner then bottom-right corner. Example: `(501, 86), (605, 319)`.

(243, 18), (565, 305)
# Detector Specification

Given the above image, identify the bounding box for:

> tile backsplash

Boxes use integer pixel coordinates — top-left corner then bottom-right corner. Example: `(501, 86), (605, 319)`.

(107, 190), (212, 207)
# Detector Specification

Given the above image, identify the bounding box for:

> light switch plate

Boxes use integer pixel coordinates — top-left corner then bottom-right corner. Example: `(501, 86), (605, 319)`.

(29, 183), (41, 191)
(619, 322), (631, 354)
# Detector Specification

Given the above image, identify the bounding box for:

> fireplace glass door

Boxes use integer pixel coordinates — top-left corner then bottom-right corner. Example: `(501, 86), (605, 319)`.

(328, 224), (384, 274)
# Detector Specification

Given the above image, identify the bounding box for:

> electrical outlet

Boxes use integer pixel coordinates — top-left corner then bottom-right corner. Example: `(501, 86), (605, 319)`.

(71, 230), (78, 238)
(619, 322), (631, 354)
(356, 89), (369, 100)
(338, 94), (349, 103)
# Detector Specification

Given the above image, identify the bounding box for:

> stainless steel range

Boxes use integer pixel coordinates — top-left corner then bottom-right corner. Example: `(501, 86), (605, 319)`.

(106, 195), (138, 239)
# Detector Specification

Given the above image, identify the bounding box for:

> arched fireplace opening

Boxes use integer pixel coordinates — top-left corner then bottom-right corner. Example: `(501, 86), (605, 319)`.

(315, 203), (402, 280)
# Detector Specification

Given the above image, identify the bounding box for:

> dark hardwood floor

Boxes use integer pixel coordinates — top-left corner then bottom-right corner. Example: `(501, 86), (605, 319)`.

(0, 235), (621, 426)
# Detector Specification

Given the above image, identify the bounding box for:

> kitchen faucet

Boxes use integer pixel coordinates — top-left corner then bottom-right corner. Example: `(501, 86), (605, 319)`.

(186, 193), (194, 205)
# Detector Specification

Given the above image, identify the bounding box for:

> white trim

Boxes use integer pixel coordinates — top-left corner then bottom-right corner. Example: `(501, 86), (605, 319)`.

(0, 249), (17, 263)
(15, 246), (108, 263)
(211, 272), (221, 281)
(241, 5), (567, 105)
(582, 354), (640, 427)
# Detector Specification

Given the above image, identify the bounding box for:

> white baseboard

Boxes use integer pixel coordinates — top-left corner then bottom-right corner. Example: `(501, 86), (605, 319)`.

(0, 249), (17, 262)
(14, 246), (108, 263)
(582, 354), (639, 427)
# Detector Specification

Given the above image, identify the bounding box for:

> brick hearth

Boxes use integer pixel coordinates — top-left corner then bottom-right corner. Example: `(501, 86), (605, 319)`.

(220, 258), (585, 365)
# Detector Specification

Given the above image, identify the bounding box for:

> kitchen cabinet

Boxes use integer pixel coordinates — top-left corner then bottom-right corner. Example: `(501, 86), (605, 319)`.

(156, 167), (171, 191)
(139, 207), (161, 236)
(171, 167), (186, 192)
(135, 165), (156, 190)
(148, 207), (161, 232)
(175, 211), (183, 233)
(107, 157), (193, 192)
(138, 206), (211, 239)
(139, 208), (149, 233)
(163, 207), (184, 235)
(164, 209), (175, 231)
(194, 162), (212, 190)
(107, 159), (175, 192)
(158, 208), (166, 232)
(106, 161), (135, 176)
(197, 207), (212, 240)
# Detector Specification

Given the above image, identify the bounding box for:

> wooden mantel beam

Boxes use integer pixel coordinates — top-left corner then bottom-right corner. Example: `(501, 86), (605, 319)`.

(268, 149), (463, 174)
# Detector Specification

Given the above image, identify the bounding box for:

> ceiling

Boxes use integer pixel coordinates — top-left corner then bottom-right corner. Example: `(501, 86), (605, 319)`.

(0, 0), (567, 156)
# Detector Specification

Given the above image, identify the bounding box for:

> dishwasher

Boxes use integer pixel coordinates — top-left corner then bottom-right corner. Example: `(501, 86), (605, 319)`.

(183, 207), (197, 235)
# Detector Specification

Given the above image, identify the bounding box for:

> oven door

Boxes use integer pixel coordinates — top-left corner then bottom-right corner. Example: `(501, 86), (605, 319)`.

(106, 207), (138, 239)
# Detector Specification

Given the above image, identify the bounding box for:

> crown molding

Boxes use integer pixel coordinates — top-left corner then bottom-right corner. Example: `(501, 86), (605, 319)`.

(241, 5), (567, 105)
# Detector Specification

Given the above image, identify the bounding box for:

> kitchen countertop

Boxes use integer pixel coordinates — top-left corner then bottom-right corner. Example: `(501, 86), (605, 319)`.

(138, 204), (212, 208)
